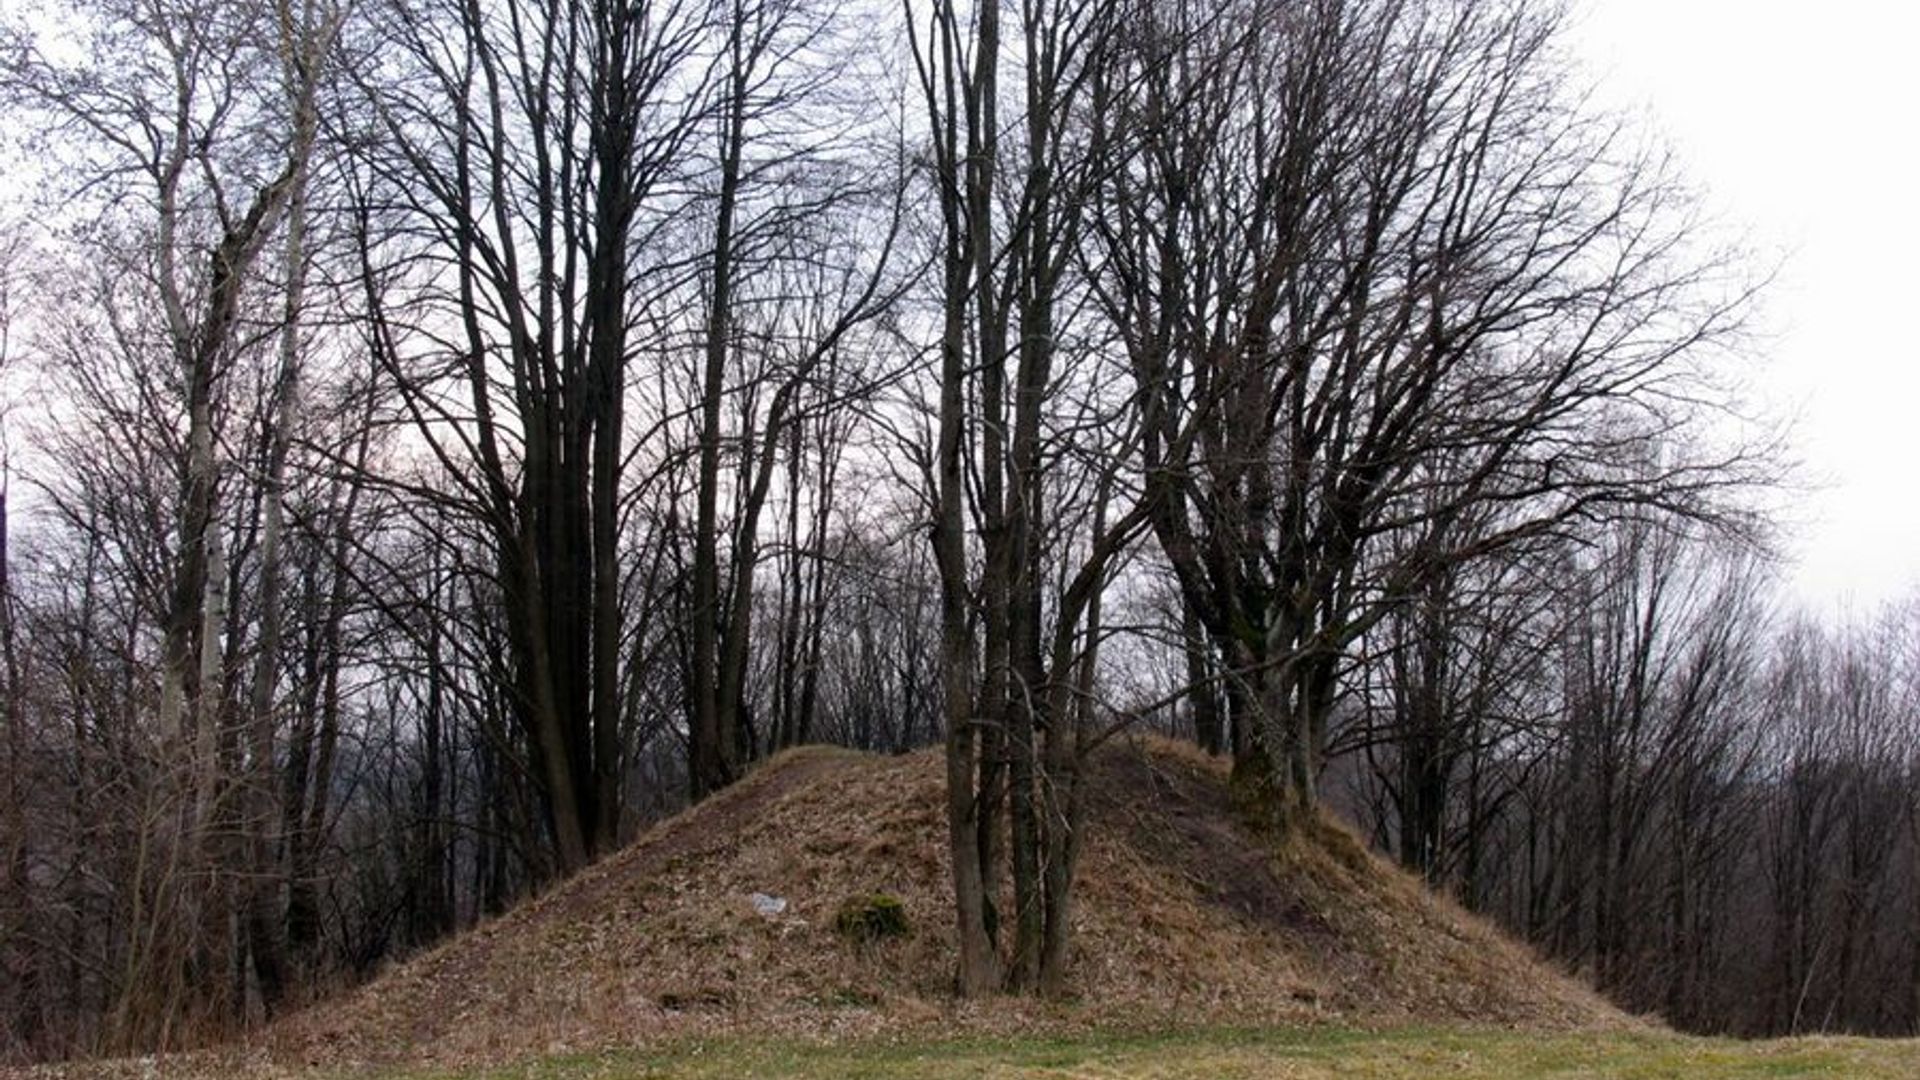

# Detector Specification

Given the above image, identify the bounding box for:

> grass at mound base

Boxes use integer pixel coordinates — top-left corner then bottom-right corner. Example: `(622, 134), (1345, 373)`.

(379, 1026), (1920, 1079)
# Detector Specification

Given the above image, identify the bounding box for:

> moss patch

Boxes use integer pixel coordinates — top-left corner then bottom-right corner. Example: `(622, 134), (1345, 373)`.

(833, 894), (909, 943)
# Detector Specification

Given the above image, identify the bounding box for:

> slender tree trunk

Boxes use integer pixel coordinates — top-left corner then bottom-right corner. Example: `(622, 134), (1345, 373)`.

(1183, 602), (1222, 754)
(1038, 474), (1109, 997)
(775, 420), (806, 750)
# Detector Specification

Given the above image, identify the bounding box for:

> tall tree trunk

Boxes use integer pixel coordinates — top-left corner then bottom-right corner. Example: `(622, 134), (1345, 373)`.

(690, 15), (749, 800)
(585, 1), (635, 852)
(932, 74), (999, 986)
(239, 1), (329, 1006)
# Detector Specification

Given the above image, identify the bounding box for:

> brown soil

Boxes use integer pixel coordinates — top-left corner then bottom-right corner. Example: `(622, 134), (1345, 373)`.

(191, 739), (1629, 1072)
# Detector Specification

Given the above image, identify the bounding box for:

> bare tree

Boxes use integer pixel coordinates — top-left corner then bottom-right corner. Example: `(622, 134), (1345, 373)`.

(347, 0), (720, 872)
(907, 0), (1148, 995)
(3, 0), (338, 1042)
(684, 0), (909, 795)
(1090, 0), (1765, 826)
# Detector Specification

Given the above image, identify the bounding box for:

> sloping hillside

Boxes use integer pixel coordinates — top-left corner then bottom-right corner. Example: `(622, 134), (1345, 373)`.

(262, 739), (1627, 1069)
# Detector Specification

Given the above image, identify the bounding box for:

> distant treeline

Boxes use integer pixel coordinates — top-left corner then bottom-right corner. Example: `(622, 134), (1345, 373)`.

(1319, 528), (1920, 1037)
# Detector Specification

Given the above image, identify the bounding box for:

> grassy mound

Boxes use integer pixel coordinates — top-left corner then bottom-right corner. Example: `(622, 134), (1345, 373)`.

(256, 739), (1625, 1070)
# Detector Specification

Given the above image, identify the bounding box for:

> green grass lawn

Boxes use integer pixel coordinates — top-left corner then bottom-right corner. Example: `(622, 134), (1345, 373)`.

(387, 1026), (1920, 1079)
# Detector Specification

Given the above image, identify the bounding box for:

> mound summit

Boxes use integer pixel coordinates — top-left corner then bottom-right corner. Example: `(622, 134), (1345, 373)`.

(264, 738), (1626, 1069)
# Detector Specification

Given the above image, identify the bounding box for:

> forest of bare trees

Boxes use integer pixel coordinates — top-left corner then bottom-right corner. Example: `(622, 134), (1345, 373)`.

(0, 0), (1908, 1064)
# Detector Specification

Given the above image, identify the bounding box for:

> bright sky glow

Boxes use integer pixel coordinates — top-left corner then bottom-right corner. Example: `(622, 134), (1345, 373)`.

(1572, 1), (1920, 611)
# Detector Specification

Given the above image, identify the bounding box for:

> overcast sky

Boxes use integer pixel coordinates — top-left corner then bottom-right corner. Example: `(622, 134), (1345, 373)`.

(0, 1), (1908, 613)
(1571, 1), (1920, 611)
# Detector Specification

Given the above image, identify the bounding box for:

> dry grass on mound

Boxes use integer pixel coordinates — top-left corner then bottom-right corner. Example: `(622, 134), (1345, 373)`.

(195, 738), (1633, 1073)
(1082, 739), (1622, 1029)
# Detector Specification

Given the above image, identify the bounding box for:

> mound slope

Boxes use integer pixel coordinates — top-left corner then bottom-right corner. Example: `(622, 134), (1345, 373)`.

(265, 739), (1626, 1068)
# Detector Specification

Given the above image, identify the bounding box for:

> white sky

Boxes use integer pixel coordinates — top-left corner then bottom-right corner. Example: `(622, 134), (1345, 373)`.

(1571, 1), (1920, 611)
